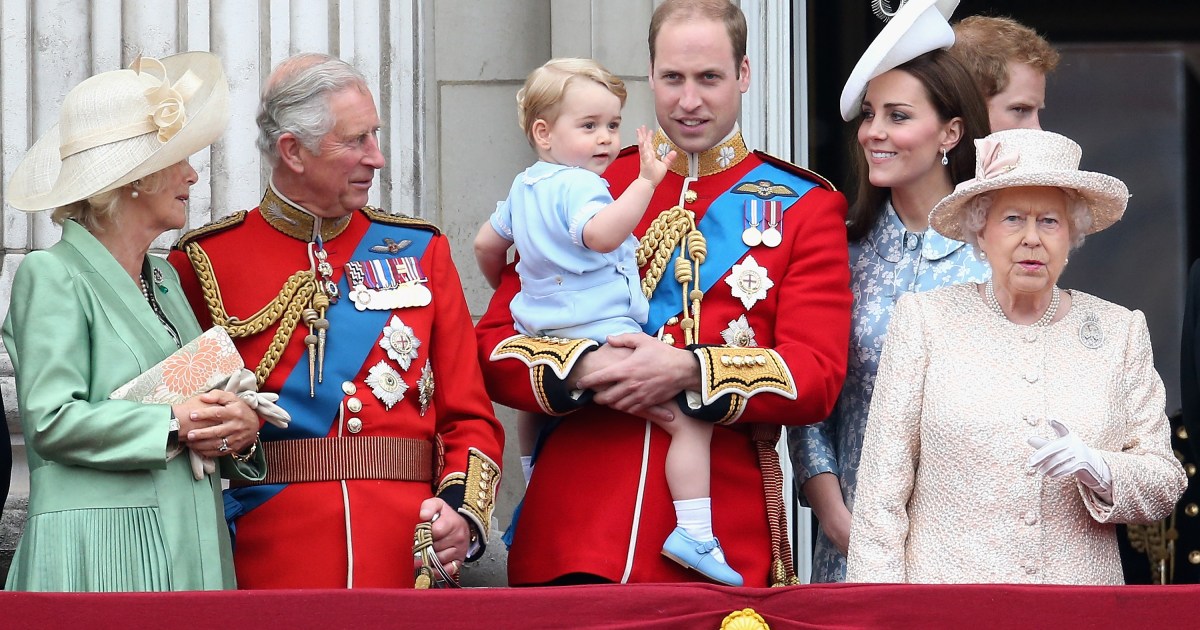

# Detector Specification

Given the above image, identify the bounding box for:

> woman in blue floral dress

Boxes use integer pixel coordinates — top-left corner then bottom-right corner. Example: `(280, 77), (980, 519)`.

(787, 5), (993, 582)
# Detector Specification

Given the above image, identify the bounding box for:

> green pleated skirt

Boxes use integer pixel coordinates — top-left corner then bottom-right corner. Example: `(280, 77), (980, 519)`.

(5, 455), (236, 592)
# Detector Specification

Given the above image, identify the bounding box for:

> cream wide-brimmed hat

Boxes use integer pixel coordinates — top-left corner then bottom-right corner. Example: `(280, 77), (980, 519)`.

(839, 0), (960, 121)
(929, 128), (1130, 241)
(6, 51), (229, 211)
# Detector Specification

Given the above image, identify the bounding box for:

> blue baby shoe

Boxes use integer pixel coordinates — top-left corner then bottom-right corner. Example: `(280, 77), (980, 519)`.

(661, 527), (744, 586)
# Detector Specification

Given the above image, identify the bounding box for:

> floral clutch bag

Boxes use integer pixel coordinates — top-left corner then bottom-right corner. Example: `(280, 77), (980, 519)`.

(109, 327), (247, 474)
(110, 327), (245, 404)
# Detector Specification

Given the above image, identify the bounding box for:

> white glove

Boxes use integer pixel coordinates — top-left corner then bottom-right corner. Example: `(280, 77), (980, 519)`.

(1027, 419), (1113, 503)
(185, 369), (293, 480)
(217, 368), (291, 430)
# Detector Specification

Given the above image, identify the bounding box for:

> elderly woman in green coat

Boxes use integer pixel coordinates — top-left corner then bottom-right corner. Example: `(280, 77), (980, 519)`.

(2, 52), (266, 591)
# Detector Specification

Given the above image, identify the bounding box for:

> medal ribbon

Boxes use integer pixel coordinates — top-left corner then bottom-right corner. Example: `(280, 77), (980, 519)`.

(641, 163), (818, 333)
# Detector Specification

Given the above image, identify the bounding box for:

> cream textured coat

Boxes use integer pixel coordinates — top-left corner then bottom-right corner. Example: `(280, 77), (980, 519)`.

(847, 283), (1186, 584)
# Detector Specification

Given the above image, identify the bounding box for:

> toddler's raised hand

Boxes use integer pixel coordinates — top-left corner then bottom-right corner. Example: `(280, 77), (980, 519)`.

(637, 126), (676, 188)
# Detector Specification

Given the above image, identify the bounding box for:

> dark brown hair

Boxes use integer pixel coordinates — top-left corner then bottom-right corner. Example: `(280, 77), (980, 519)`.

(846, 49), (990, 242)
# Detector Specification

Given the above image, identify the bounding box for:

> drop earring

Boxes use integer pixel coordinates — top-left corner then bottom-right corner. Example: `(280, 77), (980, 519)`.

(940, 148), (949, 166)
(130, 189), (139, 199)
(978, 250), (987, 261)
(130, 180), (141, 199)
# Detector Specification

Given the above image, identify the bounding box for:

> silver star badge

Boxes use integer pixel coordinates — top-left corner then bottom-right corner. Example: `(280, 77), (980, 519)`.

(725, 255), (774, 310)
(380, 315), (421, 370)
(720, 315), (758, 348)
(366, 361), (407, 410)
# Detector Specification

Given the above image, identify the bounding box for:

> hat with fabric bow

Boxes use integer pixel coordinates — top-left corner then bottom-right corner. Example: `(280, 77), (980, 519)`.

(929, 128), (1130, 241)
(6, 51), (229, 211)
(839, 0), (961, 121)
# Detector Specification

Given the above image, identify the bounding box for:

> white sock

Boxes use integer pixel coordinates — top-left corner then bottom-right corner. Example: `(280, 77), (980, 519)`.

(674, 497), (714, 541)
(674, 497), (725, 563)
(520, 455), (534, 486)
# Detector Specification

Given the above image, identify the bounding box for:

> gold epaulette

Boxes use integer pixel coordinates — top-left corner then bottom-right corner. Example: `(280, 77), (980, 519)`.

(752, 150), (837, 192)
(361, 206), (442, 235)
(175, 210), (248, 248)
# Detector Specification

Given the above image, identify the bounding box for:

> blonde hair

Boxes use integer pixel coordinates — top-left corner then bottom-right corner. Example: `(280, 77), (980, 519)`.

(951, 16), (1060, 99)
(51, 167), (170, 232)
(516, 58), (627, 149)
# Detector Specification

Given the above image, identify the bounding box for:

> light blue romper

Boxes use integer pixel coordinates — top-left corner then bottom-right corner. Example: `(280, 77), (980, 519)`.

(490, 161), (648, 343)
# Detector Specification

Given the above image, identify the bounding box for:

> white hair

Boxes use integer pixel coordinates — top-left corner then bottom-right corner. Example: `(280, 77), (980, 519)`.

(256, 53), (369, 164)
(961, 187), (1092, 258)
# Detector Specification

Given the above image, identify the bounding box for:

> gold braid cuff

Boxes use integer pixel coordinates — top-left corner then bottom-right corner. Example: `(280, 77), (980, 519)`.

(692, 347), (797, 408)
(184, 241), (317, 386)
(435, 448), (501, 545)
(490, 334), (598, 380)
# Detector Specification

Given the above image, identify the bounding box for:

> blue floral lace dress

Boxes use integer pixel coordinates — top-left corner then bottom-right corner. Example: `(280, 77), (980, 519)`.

(787, 201), (990, 582)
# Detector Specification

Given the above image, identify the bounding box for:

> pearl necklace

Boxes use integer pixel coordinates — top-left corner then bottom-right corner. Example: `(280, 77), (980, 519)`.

(985, 280), (1060, 327)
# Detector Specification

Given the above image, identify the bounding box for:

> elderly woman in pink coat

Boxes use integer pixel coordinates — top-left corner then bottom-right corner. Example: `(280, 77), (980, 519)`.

(846, 128), (1186, 584)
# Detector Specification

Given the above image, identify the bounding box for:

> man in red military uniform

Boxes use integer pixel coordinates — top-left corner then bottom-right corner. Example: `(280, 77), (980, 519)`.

(170, 53), (503, 589)
(477, 0), (851, 587)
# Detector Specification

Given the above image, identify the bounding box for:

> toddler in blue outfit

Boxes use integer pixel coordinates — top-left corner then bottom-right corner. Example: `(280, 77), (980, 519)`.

(474, 58), (743, 586)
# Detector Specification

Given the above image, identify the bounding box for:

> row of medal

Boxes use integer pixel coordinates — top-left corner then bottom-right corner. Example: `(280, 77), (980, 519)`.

(345, 256), (432, 311)
(742, 199), (783, 248)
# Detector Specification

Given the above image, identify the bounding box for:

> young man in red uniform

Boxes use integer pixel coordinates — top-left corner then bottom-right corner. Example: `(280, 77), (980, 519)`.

(478, 0), (851, 587)
(170, 53), (503, 588)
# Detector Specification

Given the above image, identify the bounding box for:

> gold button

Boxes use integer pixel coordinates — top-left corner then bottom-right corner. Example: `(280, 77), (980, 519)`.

(1186, 503), (1199, 517)
(1187, 464), (1196, 477)
(347, 397), (363, 413)
(347, 418), (363, 434)
(1190, 551), (1200, 565)
(684, 190), (698, 204)
(1178, 426), (1190, 440)
(342, 381), (357, 396)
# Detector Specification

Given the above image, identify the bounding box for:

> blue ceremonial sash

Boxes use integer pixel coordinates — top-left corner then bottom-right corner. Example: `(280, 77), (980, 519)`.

(641, 163), (819, 333)
(225, 220), (434, 522)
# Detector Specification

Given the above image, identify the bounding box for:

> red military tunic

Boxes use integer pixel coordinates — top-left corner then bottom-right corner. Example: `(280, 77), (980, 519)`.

(170, 187), (503, 589)
(478, 129), (851, 586)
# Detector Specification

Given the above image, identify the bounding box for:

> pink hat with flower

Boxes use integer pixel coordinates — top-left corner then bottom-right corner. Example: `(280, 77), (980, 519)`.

(929, 128), (1130, 241)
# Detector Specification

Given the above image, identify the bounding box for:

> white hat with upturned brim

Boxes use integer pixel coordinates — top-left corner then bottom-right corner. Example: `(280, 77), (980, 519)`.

(929, 128), (1130, 241)
(839, 0), (960, 121)
(6, 51), (229, 211)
